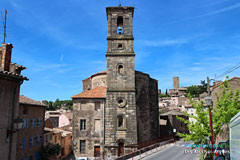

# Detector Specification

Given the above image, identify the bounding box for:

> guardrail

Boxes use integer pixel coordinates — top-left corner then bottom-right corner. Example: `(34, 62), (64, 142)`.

(116, 136), (175, 160)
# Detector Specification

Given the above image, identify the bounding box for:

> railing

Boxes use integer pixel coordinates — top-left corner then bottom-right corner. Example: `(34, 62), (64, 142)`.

(116, 136), (175, 160)
(138, 136), (174, 149)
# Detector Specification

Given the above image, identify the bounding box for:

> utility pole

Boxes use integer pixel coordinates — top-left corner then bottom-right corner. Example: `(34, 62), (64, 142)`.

(206, 76), (215, 160)
(207, 77), (210, 96)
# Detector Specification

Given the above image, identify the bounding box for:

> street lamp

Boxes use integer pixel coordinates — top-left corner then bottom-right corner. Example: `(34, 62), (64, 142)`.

(205, 96), (214, 160)
(7, 117), (23, 136)
(13, 117), (24, 130)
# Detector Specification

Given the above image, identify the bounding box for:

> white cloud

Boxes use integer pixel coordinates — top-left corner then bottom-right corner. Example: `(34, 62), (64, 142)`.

(136, 39), (188, 47)
(169, 3), (240, 24)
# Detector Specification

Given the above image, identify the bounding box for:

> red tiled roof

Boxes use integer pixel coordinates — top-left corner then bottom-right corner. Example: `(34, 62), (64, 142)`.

(19, 95), (45, 106)
(72, 86), (106, 99)
(211, 77), (240, 90)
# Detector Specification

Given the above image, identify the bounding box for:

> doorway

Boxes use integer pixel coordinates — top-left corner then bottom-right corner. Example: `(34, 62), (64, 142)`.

(118, 142), (124, 157)
(94, 146), (100, 157)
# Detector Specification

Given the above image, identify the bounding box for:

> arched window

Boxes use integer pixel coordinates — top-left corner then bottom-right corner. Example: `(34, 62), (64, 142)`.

(117, 16), (123, 35)
(118, 116), (124, 128)
(118, 64), (124, 74)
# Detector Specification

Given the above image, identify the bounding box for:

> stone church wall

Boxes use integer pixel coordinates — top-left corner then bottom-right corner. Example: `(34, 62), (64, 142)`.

(135, 71), (159, 144)
(82, 78), (92, 91)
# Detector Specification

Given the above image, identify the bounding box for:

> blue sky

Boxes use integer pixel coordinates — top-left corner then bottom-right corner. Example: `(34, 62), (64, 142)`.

(0, 0), (240, 101)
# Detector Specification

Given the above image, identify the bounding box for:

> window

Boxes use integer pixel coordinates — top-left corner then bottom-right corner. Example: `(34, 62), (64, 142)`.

(22, 119), (27, 129)
(80, 101), (87, 110)
(36, 118), (39, 127)
(95, 102), (101, 111)
(118, 43), (123, 49)
(21, 138), (26, 150)
(34, 119), (37, 127)
(23, 106), (28, 114)
(36, 135), (39, 144)
(32, 137), (35, 146)
(117, 98), (126, 108)
(118, 65), (124, 74)
(39, 119), (42, 127)
(30, 119), (33, 128)
(118, 116), (124, 128)
(29, 137), (33, 147)
(80, 120), (86, 130)
(80, 140), (86, 153)
(39, 136), (42, 144)
(94, 119), (101, 132)
(117, 16), (123, 35)
(26, 118), (28, 128)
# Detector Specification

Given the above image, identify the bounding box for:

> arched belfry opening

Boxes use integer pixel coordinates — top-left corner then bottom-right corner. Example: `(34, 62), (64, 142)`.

(118, 64), (124, 74)
(117, 16), (123, 35)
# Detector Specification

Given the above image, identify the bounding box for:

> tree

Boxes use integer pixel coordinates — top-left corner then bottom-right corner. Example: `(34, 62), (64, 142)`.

(177, 96), (211, 145)
(213, 78), (240, 136)
(186, 80), (207, 98)
(177, 77), (240, 157)
(41, 143), (61, 160)
(43, 99), (73, 111)
(165, 89), (168, 95)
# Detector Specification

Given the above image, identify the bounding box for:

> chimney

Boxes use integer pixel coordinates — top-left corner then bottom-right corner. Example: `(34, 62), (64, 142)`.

(0, 43), (13, 71)
(173, 77), (179, 89)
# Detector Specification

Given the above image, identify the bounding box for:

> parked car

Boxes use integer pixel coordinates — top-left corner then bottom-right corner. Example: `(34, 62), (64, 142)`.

(214, 141), (230, 160)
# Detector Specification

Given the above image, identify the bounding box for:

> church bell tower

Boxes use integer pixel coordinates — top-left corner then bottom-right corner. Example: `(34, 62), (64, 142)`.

(104, 5), (138, 158)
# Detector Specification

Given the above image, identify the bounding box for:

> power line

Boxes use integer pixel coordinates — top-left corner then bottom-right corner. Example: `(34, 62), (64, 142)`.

(215, 62), (240, 79)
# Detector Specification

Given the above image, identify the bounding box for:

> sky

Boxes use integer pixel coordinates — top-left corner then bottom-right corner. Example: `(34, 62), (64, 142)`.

(0, 0), (240, 101)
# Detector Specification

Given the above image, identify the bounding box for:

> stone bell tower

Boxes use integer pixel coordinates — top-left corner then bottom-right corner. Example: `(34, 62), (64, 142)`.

(105, 5), (138, 158)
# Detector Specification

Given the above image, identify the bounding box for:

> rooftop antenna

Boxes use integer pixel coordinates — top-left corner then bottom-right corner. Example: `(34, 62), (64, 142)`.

(1, 10), (7, 43)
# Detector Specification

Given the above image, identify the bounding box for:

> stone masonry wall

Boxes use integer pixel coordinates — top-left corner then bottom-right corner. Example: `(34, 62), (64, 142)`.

(72, 98), (105, 158)
(135, 72), (159, 144)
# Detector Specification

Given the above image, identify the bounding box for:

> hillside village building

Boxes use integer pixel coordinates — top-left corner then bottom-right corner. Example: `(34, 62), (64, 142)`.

(16, 96), (45, 160)
(72, 5), (159, 159)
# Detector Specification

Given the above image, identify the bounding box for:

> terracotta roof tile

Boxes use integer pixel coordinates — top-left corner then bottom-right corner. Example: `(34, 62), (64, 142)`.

(19, 95), (45, 106)
(72, 86), (106, 99)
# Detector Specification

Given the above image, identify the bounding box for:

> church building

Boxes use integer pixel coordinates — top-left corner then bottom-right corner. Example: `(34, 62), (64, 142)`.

(72, 4), (159, 159)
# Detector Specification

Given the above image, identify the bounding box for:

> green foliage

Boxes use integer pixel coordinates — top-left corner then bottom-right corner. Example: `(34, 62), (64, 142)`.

(41, 143), (61, 160)
(177, 77), (240, 152)
(177, 94), (211, 145)
(158, 93), (170, 98)
(159, 89), (170, 98)
(186, 80), (207, 98)
(213, 78), (240, 136)
(43, 99), (73, 111)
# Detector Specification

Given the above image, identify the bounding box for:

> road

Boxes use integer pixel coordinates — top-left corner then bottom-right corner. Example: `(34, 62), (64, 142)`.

(142, 141), (200, 160)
